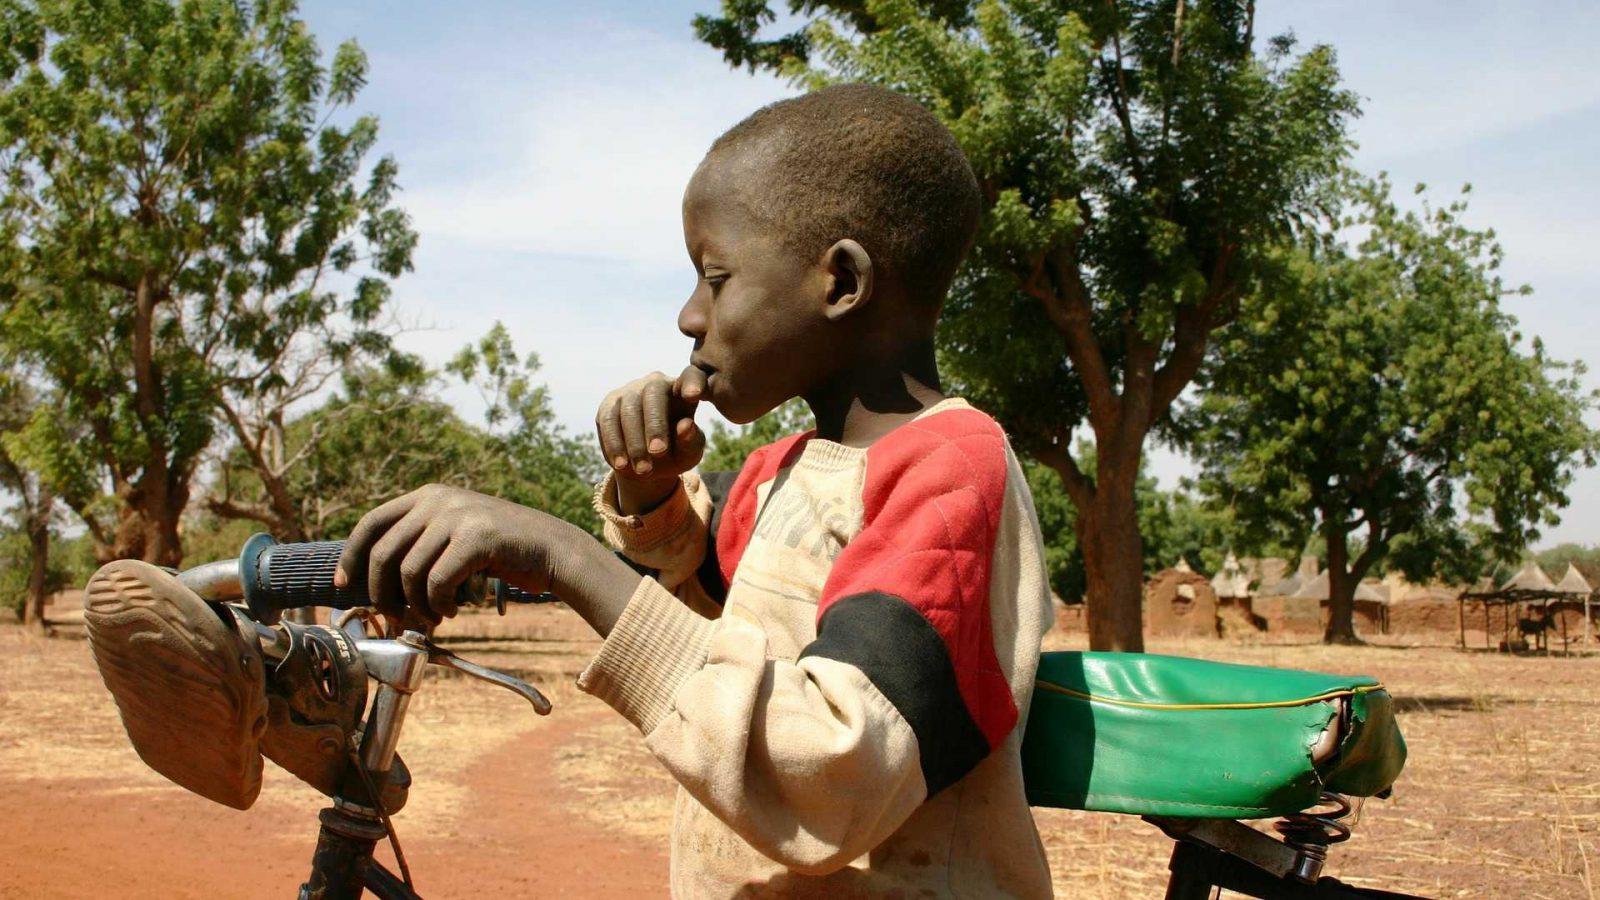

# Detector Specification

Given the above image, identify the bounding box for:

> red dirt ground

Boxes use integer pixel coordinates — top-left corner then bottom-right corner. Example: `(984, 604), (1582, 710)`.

(4, 596), (1598, 898)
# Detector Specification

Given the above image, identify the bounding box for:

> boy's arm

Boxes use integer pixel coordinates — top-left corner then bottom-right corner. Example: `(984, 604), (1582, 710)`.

(578, 414), (1022, 873)
(592, 468), (738, 619)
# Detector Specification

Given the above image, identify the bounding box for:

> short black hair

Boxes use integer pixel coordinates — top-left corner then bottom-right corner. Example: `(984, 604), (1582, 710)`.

(705, 83), (982, 309)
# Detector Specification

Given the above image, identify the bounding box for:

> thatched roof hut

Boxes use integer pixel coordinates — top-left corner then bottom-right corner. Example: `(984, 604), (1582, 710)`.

(1290, 571), (1388, 604)
(1555, 564), (1594, 597)
(1258, 555), (1320, 598)
(1500, 561), (1556, 593)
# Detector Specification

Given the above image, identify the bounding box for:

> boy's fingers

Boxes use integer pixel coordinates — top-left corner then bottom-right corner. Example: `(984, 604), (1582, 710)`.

(675, 417), (706, 462)
(618, 392), (652, 474)
(425, 537), (488, 620)
(366, 510), (427, 613)
(674, 364), (707, 405)
(595, 396), (628, 470)
(337, 493), (416, 590)
(642, 376), (671, 457)
(398, 523), (451, 611)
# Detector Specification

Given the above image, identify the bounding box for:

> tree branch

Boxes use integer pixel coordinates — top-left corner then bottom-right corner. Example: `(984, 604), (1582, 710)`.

(1102, 0), (1147, 185)
(1026, 239), (1119, 433)
(205, 495), (277, 526)
(1035, 439), (1097, 511)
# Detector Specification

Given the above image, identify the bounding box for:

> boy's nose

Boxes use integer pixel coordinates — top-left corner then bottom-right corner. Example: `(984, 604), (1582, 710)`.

(678, 289), (709, 342)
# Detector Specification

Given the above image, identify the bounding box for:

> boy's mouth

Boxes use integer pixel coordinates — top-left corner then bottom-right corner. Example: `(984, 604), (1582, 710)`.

(689, 359), (719, 395)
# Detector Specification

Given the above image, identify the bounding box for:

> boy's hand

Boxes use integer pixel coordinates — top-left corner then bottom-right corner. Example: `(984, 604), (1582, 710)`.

(596, 367), (707, 515)
(333, 484), (639, 634)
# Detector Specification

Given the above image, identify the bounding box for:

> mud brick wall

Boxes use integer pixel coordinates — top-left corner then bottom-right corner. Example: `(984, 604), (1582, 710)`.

(1143, 570), (1220, 638)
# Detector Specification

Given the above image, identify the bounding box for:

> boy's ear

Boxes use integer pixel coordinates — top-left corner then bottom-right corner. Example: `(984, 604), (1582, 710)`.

(821, 239), (874, 322)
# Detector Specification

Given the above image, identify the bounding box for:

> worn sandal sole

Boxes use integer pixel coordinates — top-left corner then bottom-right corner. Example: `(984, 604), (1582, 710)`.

(83, 560), (267, 810)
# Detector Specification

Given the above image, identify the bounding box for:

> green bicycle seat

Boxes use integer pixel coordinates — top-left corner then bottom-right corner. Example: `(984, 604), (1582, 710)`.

(1021, 652), (1406, 819)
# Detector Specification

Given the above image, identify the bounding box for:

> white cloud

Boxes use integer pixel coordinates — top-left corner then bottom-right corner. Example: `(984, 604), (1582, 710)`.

(1258, 1), (1600, 163)
(400, 28), (793, 268)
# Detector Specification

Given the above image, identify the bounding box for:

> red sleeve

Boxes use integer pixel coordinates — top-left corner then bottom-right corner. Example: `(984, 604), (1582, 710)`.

(814, 408), (1016, 755)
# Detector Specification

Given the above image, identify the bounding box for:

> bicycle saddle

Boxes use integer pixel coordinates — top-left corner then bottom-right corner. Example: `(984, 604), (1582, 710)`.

(1022, 651), (1407, 819)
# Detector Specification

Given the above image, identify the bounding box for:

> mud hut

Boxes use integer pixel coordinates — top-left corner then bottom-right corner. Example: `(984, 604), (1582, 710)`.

(1289, 570), (1391, 635)
(1382, 574), (1469, 640)
(1254, 556), (1323, 634)
(1210, 553), (1265, 635)
(1144, 561), (1220, 638)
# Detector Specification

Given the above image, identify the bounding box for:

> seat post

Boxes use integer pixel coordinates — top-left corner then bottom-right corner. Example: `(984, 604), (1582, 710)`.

(1164, 841), (1219, 900)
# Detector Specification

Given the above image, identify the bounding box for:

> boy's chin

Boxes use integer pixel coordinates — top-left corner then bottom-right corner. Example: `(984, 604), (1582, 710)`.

(714, 395), (779, 426)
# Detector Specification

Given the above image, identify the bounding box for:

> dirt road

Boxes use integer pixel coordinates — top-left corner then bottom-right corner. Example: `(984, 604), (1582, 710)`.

(3, 600), (1597, 898)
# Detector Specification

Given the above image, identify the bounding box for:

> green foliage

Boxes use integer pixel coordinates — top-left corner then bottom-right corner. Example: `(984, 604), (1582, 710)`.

(447, 323), (603, 536)
(700, 399), (813, 473)
(1195, 177), (1599, 597)
(0, 0), (416, 562)
(694, 0), (1357, 452)
(0, 525), (68, 616)
(206, 322), (603, 548)
(1530, 543), (1600, 587)
(211, 363), (496, 543)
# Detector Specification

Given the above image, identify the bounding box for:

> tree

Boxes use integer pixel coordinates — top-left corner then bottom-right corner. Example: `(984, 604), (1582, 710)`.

(694, 0), (1357, 649)
(447, 323), (605, 536)
(1194, 179), (1599, 643)
(0, 372), (55, 629)
(207, 361), (494, 544)
(1022, 446), (1237, 604)
(0, 0), (416, 565)
(1532, 544), (1600, 586)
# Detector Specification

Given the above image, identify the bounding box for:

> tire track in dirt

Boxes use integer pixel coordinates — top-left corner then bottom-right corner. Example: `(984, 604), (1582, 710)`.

(400, 703), (670, 897)
(0, 706), (667, 898)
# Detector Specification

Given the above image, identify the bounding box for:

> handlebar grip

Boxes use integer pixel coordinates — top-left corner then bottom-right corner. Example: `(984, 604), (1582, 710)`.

(239, 533), (560, 623)
(240, 534), (371, 621)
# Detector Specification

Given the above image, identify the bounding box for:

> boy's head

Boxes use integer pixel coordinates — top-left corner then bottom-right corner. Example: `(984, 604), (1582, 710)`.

(678, 83), (981, 424)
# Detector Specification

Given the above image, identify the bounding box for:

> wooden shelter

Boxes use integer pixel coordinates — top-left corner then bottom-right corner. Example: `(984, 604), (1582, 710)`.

(1458, 561), (1595, 654)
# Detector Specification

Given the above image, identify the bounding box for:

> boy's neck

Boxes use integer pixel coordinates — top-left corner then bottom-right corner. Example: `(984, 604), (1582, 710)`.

(805, 340), (945, 448)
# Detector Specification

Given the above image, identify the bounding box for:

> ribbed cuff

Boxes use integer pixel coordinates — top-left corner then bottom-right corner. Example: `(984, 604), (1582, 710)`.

(591, 473), (697, 553)
(577, 577), (716, 734)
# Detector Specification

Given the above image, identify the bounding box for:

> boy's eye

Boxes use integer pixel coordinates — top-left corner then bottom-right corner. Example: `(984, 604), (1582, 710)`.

(705, 273), (729, 293)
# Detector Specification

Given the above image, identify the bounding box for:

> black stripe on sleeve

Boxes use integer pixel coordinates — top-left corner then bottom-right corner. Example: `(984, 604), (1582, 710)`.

(798, 591), (992, 796)
(694, 470), (738, 607)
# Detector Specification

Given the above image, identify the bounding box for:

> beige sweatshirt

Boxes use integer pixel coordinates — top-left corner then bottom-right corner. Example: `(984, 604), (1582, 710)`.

(577, 398), (1055, 898)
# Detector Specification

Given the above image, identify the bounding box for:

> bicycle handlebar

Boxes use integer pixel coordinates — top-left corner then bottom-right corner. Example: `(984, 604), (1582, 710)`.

(238, 533), (557, 622)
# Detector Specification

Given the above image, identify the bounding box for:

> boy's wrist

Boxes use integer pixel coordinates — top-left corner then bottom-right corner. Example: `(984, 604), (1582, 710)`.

(546, 520), (642, 637)
(614, 472), (682, 517)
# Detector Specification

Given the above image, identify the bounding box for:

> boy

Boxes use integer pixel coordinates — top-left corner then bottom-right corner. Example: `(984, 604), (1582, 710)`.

(336, 84), (1055, 897)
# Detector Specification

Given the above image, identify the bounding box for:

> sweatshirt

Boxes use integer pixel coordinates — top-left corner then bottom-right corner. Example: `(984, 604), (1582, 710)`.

(577, 398), (1055, 898)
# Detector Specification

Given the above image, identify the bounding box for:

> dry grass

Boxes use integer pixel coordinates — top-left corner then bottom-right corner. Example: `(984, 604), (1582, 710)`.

(5, 598), (1597, 898)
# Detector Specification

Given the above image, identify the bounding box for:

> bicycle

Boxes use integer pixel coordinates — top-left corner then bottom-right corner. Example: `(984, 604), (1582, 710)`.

(84, 534), (1424, 899)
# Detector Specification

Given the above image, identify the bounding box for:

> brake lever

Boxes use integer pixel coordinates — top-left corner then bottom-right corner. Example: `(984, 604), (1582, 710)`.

(424, 641), (553, 715)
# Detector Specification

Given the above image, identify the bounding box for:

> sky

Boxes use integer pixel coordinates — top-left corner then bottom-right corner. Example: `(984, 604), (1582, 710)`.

(296, 0), (1599, 547)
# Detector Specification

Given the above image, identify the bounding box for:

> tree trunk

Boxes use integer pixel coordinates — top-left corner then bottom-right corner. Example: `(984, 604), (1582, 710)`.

(103, 480), (185, 566)
(1323, 527), (1361, 645)
(23, 512), (49, 632)
(1075, 468), (1146, 652)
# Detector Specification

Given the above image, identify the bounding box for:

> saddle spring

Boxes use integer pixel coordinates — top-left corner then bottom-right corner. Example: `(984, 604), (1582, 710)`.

(1274, 791), (1354, 883)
